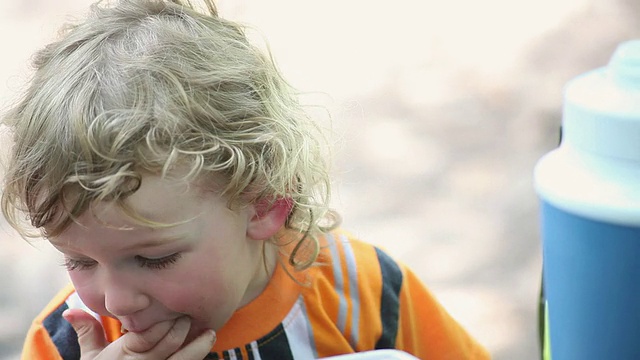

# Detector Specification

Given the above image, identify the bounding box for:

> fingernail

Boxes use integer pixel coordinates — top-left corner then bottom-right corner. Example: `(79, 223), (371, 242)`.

(61, 310), (78, 331)
(208, 330), (217, 345)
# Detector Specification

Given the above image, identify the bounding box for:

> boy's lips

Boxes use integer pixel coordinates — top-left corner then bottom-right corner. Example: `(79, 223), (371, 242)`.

(119, 322), (152, 333)
(119, 319), (160, 333)
(119, 315), (187, 333)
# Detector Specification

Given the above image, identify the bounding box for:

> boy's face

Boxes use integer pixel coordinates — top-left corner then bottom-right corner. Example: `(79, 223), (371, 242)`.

(49, 174), (272, 342)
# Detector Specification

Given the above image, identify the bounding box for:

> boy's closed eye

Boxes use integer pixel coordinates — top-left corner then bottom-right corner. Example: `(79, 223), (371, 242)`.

(62, 253), (183, 271)
(134, 253), (182, 270)
(62, 257), (98, 271)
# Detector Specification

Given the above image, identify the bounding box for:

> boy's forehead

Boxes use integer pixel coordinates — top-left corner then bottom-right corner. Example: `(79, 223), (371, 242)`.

(47, 173), (232, 249)
(108, 174), (202, 223)
(50, 176), (198, 242)
(48, 204), (189, 252)
(54, 174), (199, 230)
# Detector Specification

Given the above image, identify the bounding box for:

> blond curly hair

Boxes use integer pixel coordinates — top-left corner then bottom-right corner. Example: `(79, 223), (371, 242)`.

(1, 0), (338, 270)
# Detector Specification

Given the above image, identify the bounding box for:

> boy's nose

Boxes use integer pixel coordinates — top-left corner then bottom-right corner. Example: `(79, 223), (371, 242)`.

(103, 274), (150, 317)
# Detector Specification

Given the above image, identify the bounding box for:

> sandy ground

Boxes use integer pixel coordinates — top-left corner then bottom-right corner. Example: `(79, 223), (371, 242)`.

(1, 0), (639, 359)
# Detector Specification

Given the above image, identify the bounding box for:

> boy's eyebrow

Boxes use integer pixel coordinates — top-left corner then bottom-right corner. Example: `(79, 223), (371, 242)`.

(119, 234), (185, 251)
(49, 233), (185, 252)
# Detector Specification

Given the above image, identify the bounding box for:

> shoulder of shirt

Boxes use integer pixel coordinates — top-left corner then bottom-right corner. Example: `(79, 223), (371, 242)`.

(32, 283), (77, 325)
(23, 284), (80, 360)
(317, 228), (403, 269)
(24, 284), (122, 359)
(32, 283), (103, 327)
(309, 227), (408, 292)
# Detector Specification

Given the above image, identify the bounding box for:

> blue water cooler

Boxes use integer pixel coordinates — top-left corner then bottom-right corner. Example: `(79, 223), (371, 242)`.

(535, 40), (640, 359)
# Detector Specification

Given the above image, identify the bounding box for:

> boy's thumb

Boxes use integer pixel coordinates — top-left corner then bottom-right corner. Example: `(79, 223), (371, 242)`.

(63, 309), (109, 358)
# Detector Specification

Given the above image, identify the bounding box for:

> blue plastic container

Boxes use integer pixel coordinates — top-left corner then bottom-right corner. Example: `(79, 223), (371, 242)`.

(535, 40), (640, 359)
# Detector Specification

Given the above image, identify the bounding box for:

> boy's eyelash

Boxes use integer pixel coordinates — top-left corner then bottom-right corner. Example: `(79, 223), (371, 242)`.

(62, 258), (97, 271)
(62, 253), (182, 271)
(135, 253), (182, 270)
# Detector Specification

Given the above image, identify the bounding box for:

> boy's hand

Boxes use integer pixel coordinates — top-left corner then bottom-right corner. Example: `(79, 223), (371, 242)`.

(63, 309), (216, 359)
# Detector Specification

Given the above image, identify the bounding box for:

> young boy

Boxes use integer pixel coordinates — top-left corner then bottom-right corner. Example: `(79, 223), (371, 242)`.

(1, 0), (490, 359)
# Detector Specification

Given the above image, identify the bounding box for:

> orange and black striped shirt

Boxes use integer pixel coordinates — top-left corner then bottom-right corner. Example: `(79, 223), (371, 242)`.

(22, 229), (490, 359)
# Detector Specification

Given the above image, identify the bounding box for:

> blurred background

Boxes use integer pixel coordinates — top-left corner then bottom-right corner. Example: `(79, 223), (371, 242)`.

(1, 0), (639, 359)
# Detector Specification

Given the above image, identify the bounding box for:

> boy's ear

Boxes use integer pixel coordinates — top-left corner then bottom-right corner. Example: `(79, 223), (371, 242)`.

(247, 198), (293, 240)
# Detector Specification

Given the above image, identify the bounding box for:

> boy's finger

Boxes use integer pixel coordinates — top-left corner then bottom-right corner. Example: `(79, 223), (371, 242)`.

(136, 317), (191, 356)
(62, 309), (108, 359)
(123, 318), (179, 353)
(167, 329), (217, 360)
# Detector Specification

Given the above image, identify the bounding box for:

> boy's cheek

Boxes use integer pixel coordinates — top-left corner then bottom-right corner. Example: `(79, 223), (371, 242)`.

(68, 271), (96, 291)
(155, 285), (219, 320)
(68, 273), (108, 314)
(154, 288), (199, 313)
